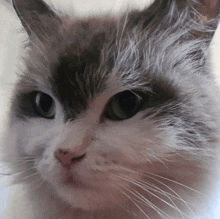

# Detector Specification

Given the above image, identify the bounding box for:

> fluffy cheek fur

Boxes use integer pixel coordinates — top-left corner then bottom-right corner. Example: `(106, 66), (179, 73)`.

(2, 88), (217, 217)
(35, 114), (164, 210)
(8, 102), (207, 213)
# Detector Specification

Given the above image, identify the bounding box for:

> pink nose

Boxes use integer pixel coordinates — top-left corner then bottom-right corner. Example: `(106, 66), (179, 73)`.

(54, 149), (86, 169)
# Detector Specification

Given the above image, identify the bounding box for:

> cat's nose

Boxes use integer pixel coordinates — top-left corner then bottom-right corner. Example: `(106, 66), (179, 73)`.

(54, 149), (86, 169)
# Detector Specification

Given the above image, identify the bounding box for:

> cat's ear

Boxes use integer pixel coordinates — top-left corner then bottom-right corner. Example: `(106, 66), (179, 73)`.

(147, 0), (220, 21)
(12, 0), (62, 41)
(176, 0), (220, 38)
(175, 0), (220, 23)
(129, 0), (220, 40)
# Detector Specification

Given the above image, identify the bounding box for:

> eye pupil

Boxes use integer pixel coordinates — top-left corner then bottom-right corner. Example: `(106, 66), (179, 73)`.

(35, 92), (55, 119)
(105, 90), (143, 121)
(119, 93), (137, 115)
(39, 94), (53, 113)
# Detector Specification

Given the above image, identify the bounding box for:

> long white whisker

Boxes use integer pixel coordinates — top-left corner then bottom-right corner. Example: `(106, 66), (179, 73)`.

(22, 171), (39, 181)
(136, 178), (188, 218)
(120, 174), (186, 218)
(146, 153), (168, 167)
(111, 184), (139, 217)
(31, 176), (45, 190)
(132, 197), (170, 219)
(113, 172), (175, 218)
(116, 165), (196, 215)
(118, 165), (202, 195)
(119, 187), (151, 219)
(145, 175), (196, 216)
(143, 171), (205, 196)
(137, 178), (185, 202)
(14, 157), (35, 162)
(121, 183), (171, 219)
(118, 135), (167, 167)
(13, 160), (34, 168)
(11, 166), (38, 182)
(15, 165), (37, 174)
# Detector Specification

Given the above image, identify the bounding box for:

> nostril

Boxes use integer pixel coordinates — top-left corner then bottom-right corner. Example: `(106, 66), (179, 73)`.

(71, 153), (85, 162)
(54, 149), (86, 169)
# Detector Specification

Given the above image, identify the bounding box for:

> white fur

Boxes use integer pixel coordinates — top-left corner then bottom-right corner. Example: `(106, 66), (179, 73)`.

(1, 0), (220, 218)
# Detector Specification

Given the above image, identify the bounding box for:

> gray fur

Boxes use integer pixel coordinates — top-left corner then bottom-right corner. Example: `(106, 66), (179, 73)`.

(2, 0), (220, 218)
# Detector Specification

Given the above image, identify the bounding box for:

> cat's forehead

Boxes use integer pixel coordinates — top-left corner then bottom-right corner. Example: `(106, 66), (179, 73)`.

(15, 6), (210, 121)
(50, 18), (119, 115)
(16, 17), (126, 120)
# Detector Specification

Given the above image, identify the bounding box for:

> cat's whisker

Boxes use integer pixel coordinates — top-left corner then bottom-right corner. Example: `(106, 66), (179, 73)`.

(1, 154), (34, 160)
(140, 183), (186, 219)
(22, 171), (39, 181)
(118, 135), (167, 166)
(31, 176), (46, 190)
(116, 169), (190, 207)
(142, 171), (205, 196)
(11, 166), (38, 181)
(146, 153), (168, 167)
(115, 173), (184, 218)
(116, 165), (196, 215)
(120, 183), (171, 219)
(0, 157), (35, 168)
(121, 175), (186, 218)
(14, 159), (34, 167)
(118, 165), (203, 196)
(29, 174), (50, 192)
(2, 0), (219, 217)
(17, 156), (35, 161)
(110, 184), (140, 217)
(137, 178), (190, 205)
(132, 197), (170, 219)
(139, 174), (196, 216)
(14, 165), (37, 173)
(118, 186), (151, 219)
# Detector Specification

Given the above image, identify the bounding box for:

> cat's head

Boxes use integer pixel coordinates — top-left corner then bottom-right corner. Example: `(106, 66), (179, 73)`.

(3, 0), (220, 217)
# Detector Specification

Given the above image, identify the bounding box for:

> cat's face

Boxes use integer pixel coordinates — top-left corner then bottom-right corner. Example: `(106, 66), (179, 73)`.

(4, 0), (220, 217)
(10, 17), (169, 211)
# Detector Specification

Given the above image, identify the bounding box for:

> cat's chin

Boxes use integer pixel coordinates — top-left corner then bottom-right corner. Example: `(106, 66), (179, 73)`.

(43, 163), (123, 211)
(54, 179), (123, 211)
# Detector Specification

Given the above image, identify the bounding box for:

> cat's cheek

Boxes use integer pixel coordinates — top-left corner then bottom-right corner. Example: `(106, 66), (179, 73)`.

(95, 118), (167, 166)
(11, 118), (62, 157)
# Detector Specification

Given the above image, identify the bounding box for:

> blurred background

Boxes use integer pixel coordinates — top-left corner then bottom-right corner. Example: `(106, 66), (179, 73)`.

(0, 0), (219, 218)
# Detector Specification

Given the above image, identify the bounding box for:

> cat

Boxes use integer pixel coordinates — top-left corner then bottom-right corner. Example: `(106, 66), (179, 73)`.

(1, 0), (220, 218)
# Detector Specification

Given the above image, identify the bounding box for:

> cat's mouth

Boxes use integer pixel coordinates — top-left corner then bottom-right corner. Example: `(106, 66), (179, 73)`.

(61, 173), (86, 188)
(64, 174), (76, 184)
(59, 168), (92, 189)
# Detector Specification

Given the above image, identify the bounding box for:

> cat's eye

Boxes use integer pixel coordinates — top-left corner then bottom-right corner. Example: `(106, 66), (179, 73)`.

(35, 92), (55, 119)
(105, 90), (143, 120)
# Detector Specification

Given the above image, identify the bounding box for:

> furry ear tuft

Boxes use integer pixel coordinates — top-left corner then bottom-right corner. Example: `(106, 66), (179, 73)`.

(177, 0), (220, 21)
(127, 0), (220, 42)
(155, 0), (220, 20)
(147, 0), (220, 22)
(199, 0), (220, 21)
(12, 0), (61, 41)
